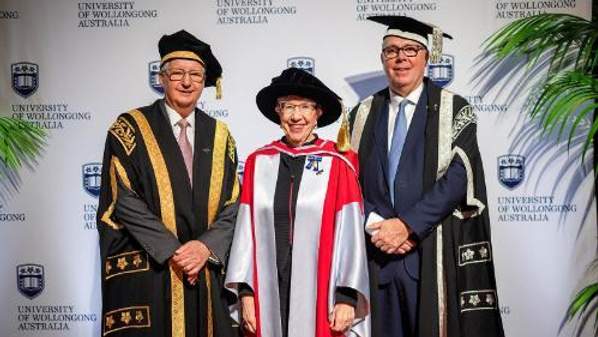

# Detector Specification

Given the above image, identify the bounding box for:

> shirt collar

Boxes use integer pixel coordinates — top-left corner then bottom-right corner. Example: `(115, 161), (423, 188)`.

(389, 81), (424, 107)
(164, 101), (195, 128)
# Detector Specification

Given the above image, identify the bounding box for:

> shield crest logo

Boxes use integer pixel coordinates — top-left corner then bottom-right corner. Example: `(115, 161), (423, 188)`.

(82, 162), (102, 198)
(12, 62), (39, 98)
(148, 61), (164, 94)
(498, 154), (525, 189)
(427, 54), (454, 88)
(17, 264), (44, 299)
(287, 57), (315, 75)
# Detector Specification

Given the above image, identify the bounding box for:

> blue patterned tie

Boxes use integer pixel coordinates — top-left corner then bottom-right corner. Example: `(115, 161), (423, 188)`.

(388, 100), (409, 204)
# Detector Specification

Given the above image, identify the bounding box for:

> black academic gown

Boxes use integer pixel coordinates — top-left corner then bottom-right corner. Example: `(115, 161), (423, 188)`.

(97, 99), (240, 337)
(349, 79), (504, 337)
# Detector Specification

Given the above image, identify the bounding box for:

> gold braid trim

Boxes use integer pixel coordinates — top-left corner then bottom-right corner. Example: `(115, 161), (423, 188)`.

(205, 269), (214, 337)
(100, 156), (131, 230)
(128, 110), (185, 337)
(227, 133), (236, 164)
(204, 121), (228, 337)
(103, 305), (151, 336)
(224, 176), (240, 207)
(161, 51), (204, 66)
(224, 133), (239, 207)
(105, 250), (150, 280)
(109, 117), (136, 155)
(207, 121), (228, 221)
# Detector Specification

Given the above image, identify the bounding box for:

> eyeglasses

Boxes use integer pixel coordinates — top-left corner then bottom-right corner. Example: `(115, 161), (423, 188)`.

(278, 102), (318, 115)
(163, 69), (205, 83)
(382, 45), (426, 59)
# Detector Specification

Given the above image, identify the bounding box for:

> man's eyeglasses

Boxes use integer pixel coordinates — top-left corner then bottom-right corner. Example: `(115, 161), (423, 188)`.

(278, 102), (318, 115)
(163, 69), (205, 83)
(382, 45), (426, 59)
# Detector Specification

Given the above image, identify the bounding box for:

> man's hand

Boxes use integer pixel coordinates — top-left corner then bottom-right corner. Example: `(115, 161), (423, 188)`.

(241, 295), (257, 334)
(396, 239), (417, 255)
(171, 240), (211, 285)
(329, 303), (355, 333)
(370, 218), (414, 254)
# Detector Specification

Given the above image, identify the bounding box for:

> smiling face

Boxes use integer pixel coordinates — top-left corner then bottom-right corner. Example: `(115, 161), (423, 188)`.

(159, 58), (205, 117)
(275, 95), (323, 147)
(381, 35), (428, 97)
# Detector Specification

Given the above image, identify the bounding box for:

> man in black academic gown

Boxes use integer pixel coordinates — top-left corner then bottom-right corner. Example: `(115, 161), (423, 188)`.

(349, 16), (505, 337)
(97, 30), (239, 337)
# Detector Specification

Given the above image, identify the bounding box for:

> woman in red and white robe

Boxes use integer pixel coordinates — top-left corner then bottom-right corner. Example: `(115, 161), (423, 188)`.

(225, 68), (370, 337)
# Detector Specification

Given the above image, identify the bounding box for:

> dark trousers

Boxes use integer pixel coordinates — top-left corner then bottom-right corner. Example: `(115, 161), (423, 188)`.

(376, 259), (419, 337)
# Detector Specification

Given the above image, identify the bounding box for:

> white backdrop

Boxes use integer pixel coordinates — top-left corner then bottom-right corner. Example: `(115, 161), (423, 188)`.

(0, 1), (595, 336)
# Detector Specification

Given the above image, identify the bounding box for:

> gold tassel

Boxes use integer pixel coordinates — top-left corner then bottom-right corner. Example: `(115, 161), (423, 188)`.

(336, 105), (351, 153)
(215, 77), (223, 100)
(430, 27), (443, 64)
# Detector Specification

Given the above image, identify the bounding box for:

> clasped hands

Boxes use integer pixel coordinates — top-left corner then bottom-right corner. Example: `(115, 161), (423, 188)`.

(240, 295), (355, 334)
(370, 218), (417, 255)
(170, 240), (211, 285)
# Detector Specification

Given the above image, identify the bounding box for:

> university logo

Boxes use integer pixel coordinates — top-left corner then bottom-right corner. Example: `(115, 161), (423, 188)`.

(17, 264), (44, 299)
(11, 62), (39, 98)
(497, 154), (525, 189)
(427, 54), (454, 88)
(345, 70), (387, 101)
(82, 162), (102, 198)
(148, 61), (164, 94)
(287, 57), (315, 75)
(306, 155), (324, 175)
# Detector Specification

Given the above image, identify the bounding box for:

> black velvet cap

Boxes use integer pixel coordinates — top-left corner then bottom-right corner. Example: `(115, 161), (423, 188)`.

(158, 30), (222, 87)
(256, 68), (342, 127)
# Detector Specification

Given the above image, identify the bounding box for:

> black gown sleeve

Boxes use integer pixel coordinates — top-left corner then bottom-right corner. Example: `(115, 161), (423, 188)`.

(114, 179), (181, 264)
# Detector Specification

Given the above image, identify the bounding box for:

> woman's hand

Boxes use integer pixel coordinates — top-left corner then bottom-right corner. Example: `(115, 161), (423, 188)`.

(241, 295), (257, 334)
(329, 303), (355, 333)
